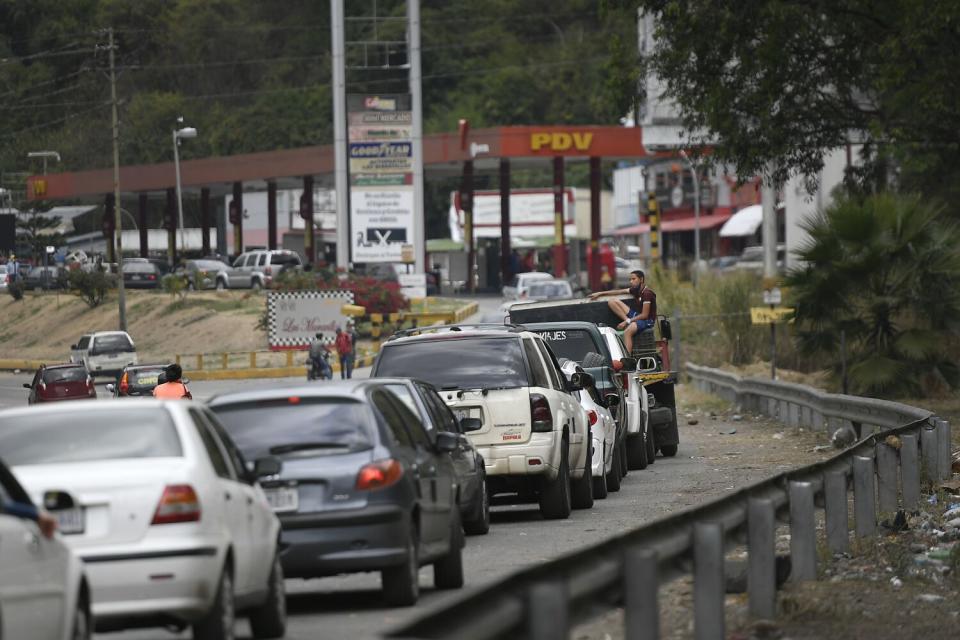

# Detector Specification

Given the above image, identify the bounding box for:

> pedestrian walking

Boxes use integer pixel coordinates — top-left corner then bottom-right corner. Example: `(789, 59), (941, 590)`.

(335, 326), (354, 379)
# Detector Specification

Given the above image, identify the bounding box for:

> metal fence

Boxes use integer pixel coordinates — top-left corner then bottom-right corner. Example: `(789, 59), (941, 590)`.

(387, 363), (951, 640)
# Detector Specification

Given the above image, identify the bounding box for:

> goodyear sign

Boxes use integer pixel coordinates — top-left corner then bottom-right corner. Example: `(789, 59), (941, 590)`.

(750, 307), (795, 324)
(530, 131), (594, 152)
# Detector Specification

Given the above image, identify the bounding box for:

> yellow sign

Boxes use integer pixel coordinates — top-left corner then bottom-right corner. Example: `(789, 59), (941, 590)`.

(750, 307), (795, 324)
(530, 132), (594, 152)
(32, 179), (47, 197)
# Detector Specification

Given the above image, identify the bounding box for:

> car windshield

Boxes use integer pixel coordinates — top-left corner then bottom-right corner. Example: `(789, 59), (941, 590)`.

(535, 329), (604, 365)
(42, 367), (87, 384)
(211, 398), (374, 460)
(270, 253), (300, 266)
(527, 282), (572, 298)
(194, 260), (228, 270)
(376, 337), (528, 389)
(0, 409), (182, 465)
(92, 334), (134, 354)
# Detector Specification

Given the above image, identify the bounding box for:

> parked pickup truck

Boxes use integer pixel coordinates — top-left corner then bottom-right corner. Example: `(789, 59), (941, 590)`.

(509, 297), (679, 462)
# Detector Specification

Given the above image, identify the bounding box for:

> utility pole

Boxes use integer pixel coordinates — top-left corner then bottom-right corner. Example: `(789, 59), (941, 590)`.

(408, 0), (425, 274)
(331, 0), (349, 271)
(108, 27), (127, 331)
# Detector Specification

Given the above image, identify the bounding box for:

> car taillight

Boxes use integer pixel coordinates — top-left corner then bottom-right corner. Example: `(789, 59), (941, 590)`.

(530, 393), (553, 432)
(587, 409), (598, 426)
(148, 274), (156, 280)
(119, 372), (129, 395)
(356, 459), (403, 491)
(151, 485), (201, 525)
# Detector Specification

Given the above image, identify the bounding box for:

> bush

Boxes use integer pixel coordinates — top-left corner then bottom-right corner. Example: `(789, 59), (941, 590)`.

(67, 269), (111, 308)
(271, 268), (409, 315)
(161, 273), (188, 302)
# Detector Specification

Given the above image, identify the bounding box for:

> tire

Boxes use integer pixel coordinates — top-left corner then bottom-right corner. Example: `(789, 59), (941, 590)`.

(592, 461), (608, 499)
(645, 422), (657, 464)
(215, 279), (226, 291)
(71, 590), (91, 640)
(618, 438), (628, 478)
(539, 440), (572, 519)
(626, 433), (648, 470)
(606, 442), (622, 492)
(463, 476), (490, 536)
(382, 527), (419, 606)
(570, 440), (594, 510)
(193, 567), (235, 640)
(252, 279), (263, 292)
(433, 510), (464, 590)
(248, 554), (286, 639)
(660, 444), (678, 457)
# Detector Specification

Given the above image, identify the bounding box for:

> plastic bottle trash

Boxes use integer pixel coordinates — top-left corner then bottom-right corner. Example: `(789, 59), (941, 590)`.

(890, 577), (903, 589)
(916, 594), (945, 603)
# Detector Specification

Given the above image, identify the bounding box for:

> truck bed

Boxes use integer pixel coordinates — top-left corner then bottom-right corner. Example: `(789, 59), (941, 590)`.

(509, 296), (639, 327)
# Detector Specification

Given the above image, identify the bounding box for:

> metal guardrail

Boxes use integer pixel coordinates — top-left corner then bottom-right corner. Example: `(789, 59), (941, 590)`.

(388, 363), (953, 640)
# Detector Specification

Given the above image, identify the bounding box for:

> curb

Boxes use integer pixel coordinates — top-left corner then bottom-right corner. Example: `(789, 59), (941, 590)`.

(183, 352), (377, 381)
(0, 359), (46, 372)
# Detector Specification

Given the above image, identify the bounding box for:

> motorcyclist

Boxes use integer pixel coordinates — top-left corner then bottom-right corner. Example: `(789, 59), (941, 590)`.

(152, 363), (193, 399)
(309, 332), (333, 380)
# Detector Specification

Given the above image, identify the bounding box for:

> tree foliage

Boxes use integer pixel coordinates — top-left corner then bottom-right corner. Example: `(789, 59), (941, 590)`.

(785, 193), (960, 396)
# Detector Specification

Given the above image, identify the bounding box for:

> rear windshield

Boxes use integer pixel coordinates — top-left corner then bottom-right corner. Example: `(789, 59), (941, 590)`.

(92, 334), (134, 354)
(211, 398), (373, 460)
(269, 253), (301, 266)
(534, 329), (605, 365)
(376, 337), (529, 389)
(194, 260), (228, 271)
(124, 263), (157, 274)
(0, 409), (182, 465)
(42, 367), (87, 384)
(129, 368), (164, 388)
(527, 282), (572, 298)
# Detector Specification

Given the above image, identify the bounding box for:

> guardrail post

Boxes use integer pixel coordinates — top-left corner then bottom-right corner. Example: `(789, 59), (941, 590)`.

(527, 581), (568, 640)
(937, 419), (952, 481)
(876, 442), (899, 514)
(175, 354), (181, 366)
(196, 353), (203, 370)
(221, 352), (229, 369)
(900, 433), (921, 511)
(747, 498), (776, 619)
(788, 403), (800, 429)
(250, 352), (257, 368)
(286, 351), (294, 367)
(789, 481), (817, 581)
(921, 425), (938, 485)
(853, 456), (877, 537)
(694, 522), (725, 640)
(625, 548), (659, 640)
(767, 398), (777, 418)
(778, 399), (788, 421)
(824, 470), (849, 553)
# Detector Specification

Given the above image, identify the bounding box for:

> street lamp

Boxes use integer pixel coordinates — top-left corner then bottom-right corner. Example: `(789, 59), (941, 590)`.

(173, 123), (197, 258)
(26, 150), (61, 175)
(679, 149), (701, 287)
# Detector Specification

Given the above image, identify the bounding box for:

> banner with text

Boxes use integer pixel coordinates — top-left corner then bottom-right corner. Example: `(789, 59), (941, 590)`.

(267, 290), (354, 350)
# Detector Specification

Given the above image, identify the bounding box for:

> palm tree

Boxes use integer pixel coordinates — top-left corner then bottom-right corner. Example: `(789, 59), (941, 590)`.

(786, 193), (960, 397)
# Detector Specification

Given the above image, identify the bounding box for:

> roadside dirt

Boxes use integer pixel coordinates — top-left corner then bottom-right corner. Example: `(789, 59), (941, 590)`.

(573, 386), (960, 640)
(0, 290), (266, 362)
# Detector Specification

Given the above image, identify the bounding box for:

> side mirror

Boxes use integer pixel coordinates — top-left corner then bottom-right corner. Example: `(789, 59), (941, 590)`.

(618, 357), (637, 372)
(435, 431), (460, 453)
(567, 371), (592, 392)
(252, 456), (282, 479)
(460, 417), (482, 432)
(43, 490), (76, 511)
(605, 393), (621, 408)
(22, 383), (31, 389)
(105, 383), (115, 393)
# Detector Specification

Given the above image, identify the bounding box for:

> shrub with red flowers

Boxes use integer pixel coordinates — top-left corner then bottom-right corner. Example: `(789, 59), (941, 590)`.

(270, 268), (409, 315)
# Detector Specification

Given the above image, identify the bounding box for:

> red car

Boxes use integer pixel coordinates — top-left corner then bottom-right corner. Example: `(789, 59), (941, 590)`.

(23, 363), (97, 404)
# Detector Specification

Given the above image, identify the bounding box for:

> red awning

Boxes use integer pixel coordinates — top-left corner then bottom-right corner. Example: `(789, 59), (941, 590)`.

(611, 210), (732, 236)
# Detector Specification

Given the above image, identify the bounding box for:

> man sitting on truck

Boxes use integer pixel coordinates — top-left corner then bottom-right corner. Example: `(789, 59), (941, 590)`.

(588, 270), (657, 353)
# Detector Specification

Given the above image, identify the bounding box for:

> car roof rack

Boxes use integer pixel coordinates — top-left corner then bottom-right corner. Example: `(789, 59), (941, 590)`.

(386, 323), (527, 342)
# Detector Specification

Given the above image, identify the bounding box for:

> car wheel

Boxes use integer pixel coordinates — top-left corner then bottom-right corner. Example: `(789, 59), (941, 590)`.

(606, 442), (622, 492)
(645, 422), (657, 464)
(193, 567), (235, 640)
(71, 591), (91, 640)
(433, 509), (464, 589)
(215, 279), (226, 291)
(660, 444), (679, 457)
(592, 455), (609, 500)
(382, 525), (419, 606)
(463, 475), (490, 536)
(252, 279), (263, 291)
(539, 440), (571, 519)
(570, 439), (594, 510)
(618, 437), (629, 478)
(248, 553), (286, 639)
(626, 433), (648, 471)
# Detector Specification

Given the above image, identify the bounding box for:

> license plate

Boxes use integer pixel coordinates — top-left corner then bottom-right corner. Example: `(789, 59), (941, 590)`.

(54, 508), (84, 535)
(131, 275), (141, 280)
(455, 407), (483, 422)
(263, 487), (299, 513)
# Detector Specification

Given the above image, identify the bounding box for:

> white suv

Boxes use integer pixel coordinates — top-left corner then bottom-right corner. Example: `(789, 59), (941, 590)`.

(70, 331), (138, 379)
(371, 326), (593, 519)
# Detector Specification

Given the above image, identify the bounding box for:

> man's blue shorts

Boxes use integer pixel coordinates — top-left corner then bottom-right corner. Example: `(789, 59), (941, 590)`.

(626, 310), (656, 331)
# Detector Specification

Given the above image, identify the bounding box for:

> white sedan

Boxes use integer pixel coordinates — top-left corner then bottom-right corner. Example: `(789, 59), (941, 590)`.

(0, 400), (287, 640)
(560, 360), (618, 499)
(0, 459), (90, 640)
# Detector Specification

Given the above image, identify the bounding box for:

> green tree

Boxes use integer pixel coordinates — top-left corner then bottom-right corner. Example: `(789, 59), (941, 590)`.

(16, 209), (64, 261)
(786, 193), (960, 397)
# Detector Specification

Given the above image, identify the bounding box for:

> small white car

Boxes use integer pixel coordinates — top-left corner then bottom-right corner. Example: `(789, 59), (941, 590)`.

(0, 400), (287, 639)
(372, 326), (593, 519)
(69, 331), (139, 379)
(598, 325), (656, 467)
(501, 271), (553, 300)
(0, 459), (90, 640)
(560, 360), (618, 499)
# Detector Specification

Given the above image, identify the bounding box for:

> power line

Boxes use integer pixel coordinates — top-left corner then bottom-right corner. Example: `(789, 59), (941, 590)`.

(0, 41), (94, 67)
(0, 69), (87, 99)
(0, 103), (108, 140)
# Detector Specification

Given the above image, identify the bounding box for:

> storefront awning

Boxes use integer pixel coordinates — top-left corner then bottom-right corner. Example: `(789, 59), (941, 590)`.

(719, 204), (763, 237)
(610, 210), (732, 236)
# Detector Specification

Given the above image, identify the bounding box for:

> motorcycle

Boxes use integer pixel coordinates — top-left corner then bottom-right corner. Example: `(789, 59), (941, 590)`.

(307, 350), (332, 381)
